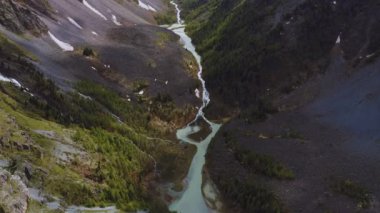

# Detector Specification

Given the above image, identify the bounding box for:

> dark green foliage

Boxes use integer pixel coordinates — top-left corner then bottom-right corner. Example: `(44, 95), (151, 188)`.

(6, 76), (115, 129)
(0, 67), (197, 212)
(149, 92), (195, 129)
(45, 179), (97, 206)
(132, 80), (149, 93)
(180, 0), (341, 108)
(179, 0), (214, 19)
(240, 98), (278, 123)
(0, 68), (173, 211)
(82, 47), (94, 57)
(154, 13), (177, 25)
(0, 14), (200, 212)
(235, 150), (295, 180)
(223, 132), (294, 180)
(208, 131), (292, 211)
(72, 128), (152, 210)
(0, 81), (154, 210)
(76, 81), (150, 131)
(153, 0), (177, 25)
(330, 178), (371, 209)
(217, 177), (284, 213)
(194, 0), (283, 106)
(151, 93), (176, 122)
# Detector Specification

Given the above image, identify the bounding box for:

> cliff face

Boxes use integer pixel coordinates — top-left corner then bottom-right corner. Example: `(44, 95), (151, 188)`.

(0, 0), (47, 35)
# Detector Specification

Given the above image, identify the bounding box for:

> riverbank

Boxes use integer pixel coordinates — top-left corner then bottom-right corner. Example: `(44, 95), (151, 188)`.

(164, 2), (224, 213)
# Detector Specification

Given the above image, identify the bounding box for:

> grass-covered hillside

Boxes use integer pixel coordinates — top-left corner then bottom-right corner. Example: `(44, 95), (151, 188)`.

(0, 29), (195, 212)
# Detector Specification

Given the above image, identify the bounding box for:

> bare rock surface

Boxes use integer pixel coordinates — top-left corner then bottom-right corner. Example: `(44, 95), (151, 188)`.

(0, 169), (28, 213)
(0, 0), (47, 34)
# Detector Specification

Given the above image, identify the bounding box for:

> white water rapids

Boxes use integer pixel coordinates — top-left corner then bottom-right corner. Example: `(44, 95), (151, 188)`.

(167, 2), (222, 213)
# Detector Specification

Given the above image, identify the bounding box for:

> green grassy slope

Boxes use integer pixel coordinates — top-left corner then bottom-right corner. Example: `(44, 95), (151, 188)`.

(0, 31), (194, 212)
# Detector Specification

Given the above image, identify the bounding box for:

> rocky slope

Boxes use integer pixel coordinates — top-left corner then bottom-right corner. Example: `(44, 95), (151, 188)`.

(180, 0), (380, 212)
(0, 0), (47, 35)
(0, 0), (199, 212)
(0, 169), (28, 213)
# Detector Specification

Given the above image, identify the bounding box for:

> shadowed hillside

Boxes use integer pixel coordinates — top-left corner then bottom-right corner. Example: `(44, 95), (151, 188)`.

(180, 0), (380, 212)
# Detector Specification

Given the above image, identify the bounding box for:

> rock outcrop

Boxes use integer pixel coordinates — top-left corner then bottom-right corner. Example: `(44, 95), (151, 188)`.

(0, 169), (28, 213)
(0, 0), (47, 35)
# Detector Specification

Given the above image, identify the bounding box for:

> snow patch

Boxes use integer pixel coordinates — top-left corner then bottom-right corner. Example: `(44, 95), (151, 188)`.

(48, 31), (74, 51)
(0, 73), (22, 87)
(67, 17), (83, 29)
(366, 53), (375, 58)
(112, 15), (122, 26)
(83, 0), (108, 20)
(195, 88), (200, 98)
(0, 75), (33, 96)
(92, 31), (98, 36)
(78, 93), (93, 100)
(336, 34), (341, 44)
(138, 0), (157, 12)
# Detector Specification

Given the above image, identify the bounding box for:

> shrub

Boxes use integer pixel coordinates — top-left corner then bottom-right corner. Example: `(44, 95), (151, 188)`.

(330, 178), (371, 209)
(83, 47), (94, 57)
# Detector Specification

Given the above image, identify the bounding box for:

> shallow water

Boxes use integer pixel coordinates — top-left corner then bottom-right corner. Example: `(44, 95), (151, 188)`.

(167, 2), (222, 213)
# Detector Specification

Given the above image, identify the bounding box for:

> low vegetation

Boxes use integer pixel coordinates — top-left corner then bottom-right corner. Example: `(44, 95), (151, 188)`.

(207, 130), (293, 212)
(223, 131), (294, 180)
(179, 0), (338, 111)
(239, 98), (278, 123)
(154, 0), (177, 25)
(154, 13), (177, 25)
(155, 31), (173, 48)
(279, 129), (305, 140)
(82, 47), (95, 57)
(0, 32), (37, 61)
(217, 177), (284, 213)
(0, 40), (194, 211)
(330, 178), (371, 209)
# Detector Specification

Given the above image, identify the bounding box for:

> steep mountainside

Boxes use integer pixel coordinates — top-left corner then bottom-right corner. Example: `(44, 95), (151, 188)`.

(182, 0), (379, 113)
(0, 0), (200, 212)
(1, 0), (379, 212)
(180, 0), (380, 212)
